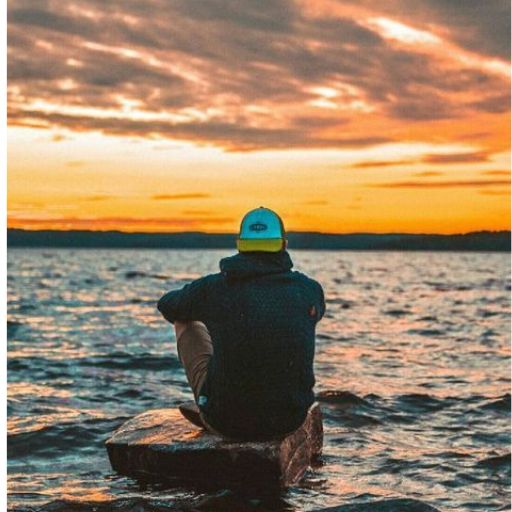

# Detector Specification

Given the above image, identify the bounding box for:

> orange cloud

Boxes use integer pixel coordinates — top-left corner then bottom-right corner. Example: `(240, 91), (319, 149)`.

(369, 179), (510, 189)
(421, 151), (490, 164)
(349, 160), (414, 168)
(482, 170), (511, 176)
(7, 216), (234, 232)
(412, 171), (444, 177)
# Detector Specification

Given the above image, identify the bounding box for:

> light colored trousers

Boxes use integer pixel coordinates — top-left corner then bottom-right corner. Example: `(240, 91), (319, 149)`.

(175, 321), (213, 402)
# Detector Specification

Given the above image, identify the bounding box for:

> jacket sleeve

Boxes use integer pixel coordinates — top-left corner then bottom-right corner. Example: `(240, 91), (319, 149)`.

(157, 275), (214, 324)
(316, 281), (326, 321)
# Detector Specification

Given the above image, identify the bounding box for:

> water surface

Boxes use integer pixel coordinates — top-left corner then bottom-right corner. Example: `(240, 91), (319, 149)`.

(7, 249), (511, 511)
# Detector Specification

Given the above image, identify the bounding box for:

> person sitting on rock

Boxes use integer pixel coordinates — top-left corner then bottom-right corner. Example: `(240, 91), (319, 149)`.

(157, 207), (325, 440)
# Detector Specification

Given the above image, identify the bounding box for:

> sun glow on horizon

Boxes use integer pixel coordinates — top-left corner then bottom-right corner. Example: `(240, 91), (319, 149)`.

(8, 125), (510, 234)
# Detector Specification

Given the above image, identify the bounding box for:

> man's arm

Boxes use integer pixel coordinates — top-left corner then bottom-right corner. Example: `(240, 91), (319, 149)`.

(157, 275), (214, 324)
(316, 281), (326, 321)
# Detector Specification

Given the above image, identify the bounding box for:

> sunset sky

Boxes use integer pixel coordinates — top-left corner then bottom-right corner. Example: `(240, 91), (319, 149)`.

(7, 0), (511, 234)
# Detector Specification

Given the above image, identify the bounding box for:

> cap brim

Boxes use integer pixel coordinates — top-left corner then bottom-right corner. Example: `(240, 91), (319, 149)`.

(237, 238), (283, 252)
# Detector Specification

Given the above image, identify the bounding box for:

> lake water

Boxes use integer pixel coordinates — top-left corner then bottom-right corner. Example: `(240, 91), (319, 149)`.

(7, 249), (511, 511)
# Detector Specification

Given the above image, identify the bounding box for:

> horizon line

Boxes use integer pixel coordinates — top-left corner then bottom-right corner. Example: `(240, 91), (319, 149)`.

(7, 227), (511, 237)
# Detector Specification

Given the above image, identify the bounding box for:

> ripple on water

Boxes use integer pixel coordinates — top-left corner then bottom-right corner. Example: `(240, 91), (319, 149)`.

(478, 394), (511, 413)
(317, 391), (382, 427)
(8, 415), (128, 458)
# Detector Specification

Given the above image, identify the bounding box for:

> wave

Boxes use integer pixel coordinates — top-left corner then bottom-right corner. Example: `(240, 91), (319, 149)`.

(316, 498), (441, 511)
(325, 298), (352, 308)
(317, 391), (382, 426)
(383, 309), (410, 316)
(317, 390), (511, 430)
(79, 352), (181, 371)
(7, 320), (23, 338)
(19, 496), (441, 512)
(476, 453), (511, 469)
(478, 394), (511, 413)
(8, 352), (181, 373)
(392, 393), (456, 413)
(317, 390), (371, 407)
(124, 271), (170, 280)
(405, 328), (445, 337)
(8, 417), (128, 458)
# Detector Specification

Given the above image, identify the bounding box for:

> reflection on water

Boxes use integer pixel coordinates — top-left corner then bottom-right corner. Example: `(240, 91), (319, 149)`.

(7, 249), (511, 511)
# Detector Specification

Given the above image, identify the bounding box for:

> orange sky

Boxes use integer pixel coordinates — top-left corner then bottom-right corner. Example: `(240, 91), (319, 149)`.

(7, 0), (511, 234)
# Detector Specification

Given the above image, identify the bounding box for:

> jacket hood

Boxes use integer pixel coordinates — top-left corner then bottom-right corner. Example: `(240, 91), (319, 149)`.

(220, 251), (293, 280)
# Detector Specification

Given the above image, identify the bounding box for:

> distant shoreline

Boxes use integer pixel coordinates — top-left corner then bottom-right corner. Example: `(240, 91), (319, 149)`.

(7, 229), (511, 252)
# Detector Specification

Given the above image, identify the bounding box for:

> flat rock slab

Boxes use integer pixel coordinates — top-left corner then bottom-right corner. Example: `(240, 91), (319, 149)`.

(106, 403), (323, 489)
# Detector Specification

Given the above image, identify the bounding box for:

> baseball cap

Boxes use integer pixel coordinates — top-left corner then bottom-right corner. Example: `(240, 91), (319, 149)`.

(237, 207), (286, 253)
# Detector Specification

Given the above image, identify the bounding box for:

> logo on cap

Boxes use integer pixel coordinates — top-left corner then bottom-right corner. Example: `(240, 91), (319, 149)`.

(249, 222), (268, 232)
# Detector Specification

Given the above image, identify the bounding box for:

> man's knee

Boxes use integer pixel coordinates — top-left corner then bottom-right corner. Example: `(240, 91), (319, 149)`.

(175, 321), (211, 367)
(174, 320), (190, 341)
(174, 321), (212, 401)
(174, 320), (206, 342)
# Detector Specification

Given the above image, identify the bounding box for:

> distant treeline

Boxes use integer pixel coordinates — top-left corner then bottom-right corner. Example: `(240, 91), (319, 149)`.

(7, 229), (511, 251)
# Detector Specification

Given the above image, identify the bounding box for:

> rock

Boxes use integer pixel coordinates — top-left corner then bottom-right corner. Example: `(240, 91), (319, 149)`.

(106, 403), (323, 489)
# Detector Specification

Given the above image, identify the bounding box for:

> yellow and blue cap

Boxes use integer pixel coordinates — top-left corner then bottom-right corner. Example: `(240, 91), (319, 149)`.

(237, 207), (286, 253)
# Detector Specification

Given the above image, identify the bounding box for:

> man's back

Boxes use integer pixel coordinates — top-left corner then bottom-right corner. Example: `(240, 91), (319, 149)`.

(158, 251), (325, 439)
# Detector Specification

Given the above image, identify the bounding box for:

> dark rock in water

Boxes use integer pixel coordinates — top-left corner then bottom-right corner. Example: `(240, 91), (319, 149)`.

(106, 403), (323, 489)
(315, 498), (440, 511)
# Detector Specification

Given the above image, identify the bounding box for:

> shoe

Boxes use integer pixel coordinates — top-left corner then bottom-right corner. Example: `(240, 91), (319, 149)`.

(178, 401), (206, 429)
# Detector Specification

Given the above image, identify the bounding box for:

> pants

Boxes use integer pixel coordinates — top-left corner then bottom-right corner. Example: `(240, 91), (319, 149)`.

(176, 321), (213, 402)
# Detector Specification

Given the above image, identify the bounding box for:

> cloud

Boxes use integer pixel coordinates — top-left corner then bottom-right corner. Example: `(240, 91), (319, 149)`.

(51, 133), (69, 142)
(479, 189), (510, 196)
(420, 0), (510, 59)
(151, 193), (211, 200)
(8, 108), (392, 150)
(350, 159), (414, 168)
(413, 171), (443, 177)
(7, 0), (511, 150)
(421, 151), (490, 164)
(369, 179), (510, 188)
(7, 215), (234, 230)
(81, 195), (112, 201)
(482, 170), (510, 176)
(343, 0), (510, 59)
(349, 151), (499, 171)
(469, 93), (511, 114)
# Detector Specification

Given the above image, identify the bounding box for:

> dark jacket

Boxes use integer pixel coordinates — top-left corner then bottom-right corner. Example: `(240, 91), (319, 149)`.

(157, 251), (325, 439)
